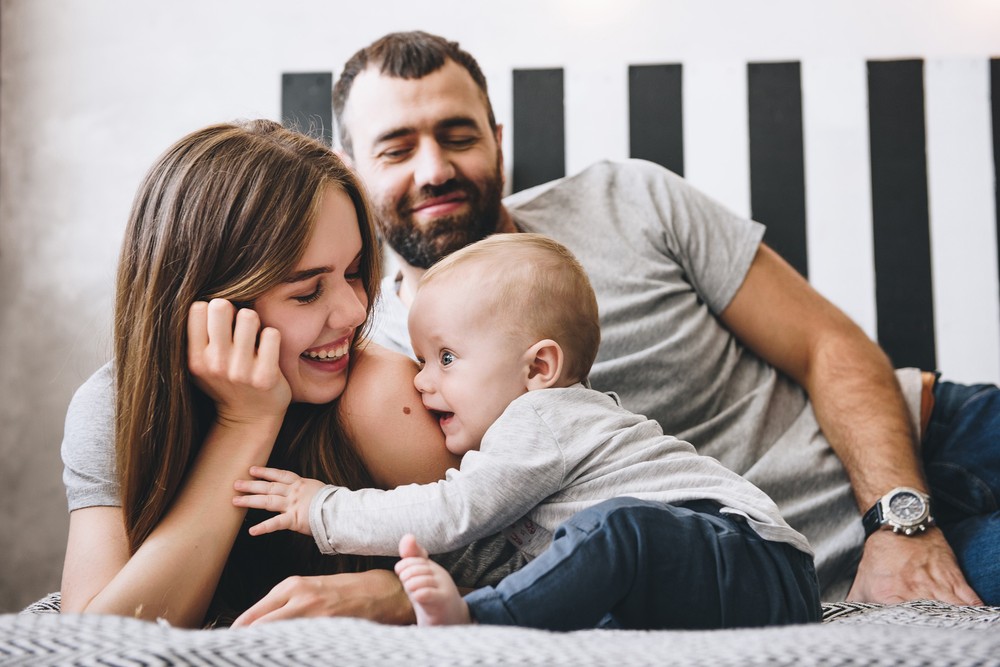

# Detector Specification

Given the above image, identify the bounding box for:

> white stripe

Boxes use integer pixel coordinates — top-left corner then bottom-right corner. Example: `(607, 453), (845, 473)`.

(683, 60), (750, 219)
(565, 63), (629, 177)
(925, 58), (1000, 384)
(801, 58), (877, 339)
(489, 65), (515, 196)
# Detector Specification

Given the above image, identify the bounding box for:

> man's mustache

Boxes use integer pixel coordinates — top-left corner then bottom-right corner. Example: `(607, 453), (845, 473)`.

(403, 180), (477, 211)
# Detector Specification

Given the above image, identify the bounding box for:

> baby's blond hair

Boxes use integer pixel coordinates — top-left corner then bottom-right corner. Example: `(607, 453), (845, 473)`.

(419, 233), (601, 383)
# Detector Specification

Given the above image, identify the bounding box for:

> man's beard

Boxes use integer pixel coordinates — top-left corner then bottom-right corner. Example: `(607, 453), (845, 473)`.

(376, 158), (504, 270)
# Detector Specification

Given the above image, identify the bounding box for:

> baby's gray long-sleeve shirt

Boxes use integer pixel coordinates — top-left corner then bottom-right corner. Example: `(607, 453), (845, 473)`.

(309, 385), (812, 560)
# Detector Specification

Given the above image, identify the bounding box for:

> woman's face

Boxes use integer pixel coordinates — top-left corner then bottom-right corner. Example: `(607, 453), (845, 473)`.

(252, 185), (368, 404)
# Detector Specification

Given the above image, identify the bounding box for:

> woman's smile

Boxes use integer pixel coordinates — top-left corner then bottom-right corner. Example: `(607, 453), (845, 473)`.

(301, 338), (352, 373)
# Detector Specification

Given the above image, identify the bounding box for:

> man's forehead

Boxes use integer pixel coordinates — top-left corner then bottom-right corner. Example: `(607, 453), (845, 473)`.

(343, 61), (492, 145)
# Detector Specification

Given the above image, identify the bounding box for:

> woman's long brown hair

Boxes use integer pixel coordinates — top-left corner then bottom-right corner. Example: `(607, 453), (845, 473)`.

(113, 120), (384, 625)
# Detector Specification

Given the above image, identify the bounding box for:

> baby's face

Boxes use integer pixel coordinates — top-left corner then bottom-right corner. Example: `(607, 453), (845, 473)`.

(408, 278), (530, 456)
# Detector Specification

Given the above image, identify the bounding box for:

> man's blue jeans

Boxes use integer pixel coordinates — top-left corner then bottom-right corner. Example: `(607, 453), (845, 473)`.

(924, 379), (1000, 604)
(463, 498), (821, 631)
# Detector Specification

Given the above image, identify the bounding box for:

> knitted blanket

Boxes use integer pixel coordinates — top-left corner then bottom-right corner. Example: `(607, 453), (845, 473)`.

(4, 594), (999, 666)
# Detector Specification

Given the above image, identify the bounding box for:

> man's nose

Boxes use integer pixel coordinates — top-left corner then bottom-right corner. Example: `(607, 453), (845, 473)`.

(413, 141), (456, 188)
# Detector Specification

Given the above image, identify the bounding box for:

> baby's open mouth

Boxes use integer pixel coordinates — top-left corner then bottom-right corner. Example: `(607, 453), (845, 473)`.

(430, 409), (454, 426)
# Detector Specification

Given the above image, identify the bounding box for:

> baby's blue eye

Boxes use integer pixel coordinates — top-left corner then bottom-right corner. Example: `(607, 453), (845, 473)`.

(441, 351), (455, 366)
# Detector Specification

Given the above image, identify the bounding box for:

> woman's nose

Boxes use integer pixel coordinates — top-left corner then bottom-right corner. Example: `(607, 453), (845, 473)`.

(328, 279), (367, 331)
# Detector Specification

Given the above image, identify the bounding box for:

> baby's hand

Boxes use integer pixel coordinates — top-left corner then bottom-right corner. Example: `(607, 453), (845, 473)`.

(233, 466), (325, 536)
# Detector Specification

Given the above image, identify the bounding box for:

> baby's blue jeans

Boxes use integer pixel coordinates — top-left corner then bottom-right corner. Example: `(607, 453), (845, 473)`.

(464, 497), (821, 630)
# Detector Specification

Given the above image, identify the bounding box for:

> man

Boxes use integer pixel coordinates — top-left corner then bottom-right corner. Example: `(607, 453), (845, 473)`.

(330, 31), (996, 606)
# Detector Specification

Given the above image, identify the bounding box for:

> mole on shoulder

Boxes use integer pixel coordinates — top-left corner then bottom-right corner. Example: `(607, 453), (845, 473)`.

(403, 406), (411, 415)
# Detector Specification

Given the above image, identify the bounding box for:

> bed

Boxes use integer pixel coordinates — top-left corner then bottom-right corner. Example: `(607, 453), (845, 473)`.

(4, 594), (999, 666)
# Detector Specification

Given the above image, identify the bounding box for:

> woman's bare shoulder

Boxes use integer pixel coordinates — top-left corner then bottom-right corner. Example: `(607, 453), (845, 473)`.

(340, 342), (458, 488)
(341, 342), (422, 410)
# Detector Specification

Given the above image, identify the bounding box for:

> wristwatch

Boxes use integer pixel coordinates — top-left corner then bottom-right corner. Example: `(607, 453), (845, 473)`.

(862, 487), (935, 538)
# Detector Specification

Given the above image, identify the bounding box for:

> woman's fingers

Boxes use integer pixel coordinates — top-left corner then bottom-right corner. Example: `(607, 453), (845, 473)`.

(206, 298), (236, 349)
(256, 326), (282, 386)
(187, 301), (209, 353)
(186, 298), (291, 421)
(232, 307), (262, 375)
(230, 586), (291, 627)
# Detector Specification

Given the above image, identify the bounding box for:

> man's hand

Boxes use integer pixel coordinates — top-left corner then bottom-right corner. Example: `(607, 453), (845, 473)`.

(847, 527), (983, 605)
(230, 570), (416, 627)
(232, 466), (326, 536)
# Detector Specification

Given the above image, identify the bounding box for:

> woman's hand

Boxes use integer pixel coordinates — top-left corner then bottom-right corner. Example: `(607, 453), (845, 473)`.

(230, 570), (417, 627)
(187, 299), (292, 427)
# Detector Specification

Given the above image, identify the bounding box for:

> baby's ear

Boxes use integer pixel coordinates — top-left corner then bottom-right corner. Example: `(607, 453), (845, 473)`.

(525, 339), (563, 390)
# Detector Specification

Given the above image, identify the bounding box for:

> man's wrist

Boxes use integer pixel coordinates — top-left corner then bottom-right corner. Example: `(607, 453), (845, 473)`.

(862, 487), (935, 539)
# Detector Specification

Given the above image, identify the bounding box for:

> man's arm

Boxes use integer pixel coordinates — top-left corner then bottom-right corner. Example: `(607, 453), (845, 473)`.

(720, 243), (981, 605)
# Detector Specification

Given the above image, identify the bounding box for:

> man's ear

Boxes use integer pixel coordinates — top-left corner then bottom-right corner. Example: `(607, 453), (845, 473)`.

(494, 123), (507, 192)
(524, 339), (563, 390)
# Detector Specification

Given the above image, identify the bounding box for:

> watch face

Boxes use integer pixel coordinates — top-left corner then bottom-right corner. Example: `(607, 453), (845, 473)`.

(888, 491), (925, 523)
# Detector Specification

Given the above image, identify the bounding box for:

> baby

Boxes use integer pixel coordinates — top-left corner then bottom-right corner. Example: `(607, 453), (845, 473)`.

(234, 233), (820, 630)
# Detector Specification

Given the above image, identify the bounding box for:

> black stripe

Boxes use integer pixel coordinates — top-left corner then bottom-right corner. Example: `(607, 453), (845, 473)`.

(748, 62), (808, 278)
(992, 59), (1000, 320)
(868, 59), (936, 370)
(512, 68), (565, 193)
(629, 64), (684, 176)
(281, 72), (333, 146)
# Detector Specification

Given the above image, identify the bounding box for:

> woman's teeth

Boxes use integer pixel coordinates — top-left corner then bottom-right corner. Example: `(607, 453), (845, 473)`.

(302, 342), (349, 361)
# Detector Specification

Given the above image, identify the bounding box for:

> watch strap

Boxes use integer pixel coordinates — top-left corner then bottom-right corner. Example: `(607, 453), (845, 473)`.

(862, 501), (884, 538)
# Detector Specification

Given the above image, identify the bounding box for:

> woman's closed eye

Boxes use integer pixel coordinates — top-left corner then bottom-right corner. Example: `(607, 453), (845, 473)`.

(345, 259), (363, 283)
(293, 281), (324, 304)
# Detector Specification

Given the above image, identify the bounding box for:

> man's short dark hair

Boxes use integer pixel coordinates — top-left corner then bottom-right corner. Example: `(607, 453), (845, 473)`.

(333, 31), (497, 156)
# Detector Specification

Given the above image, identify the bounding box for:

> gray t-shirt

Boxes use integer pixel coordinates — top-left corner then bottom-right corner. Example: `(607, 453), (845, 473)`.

(61, 361), (117, 510)
(59, 361), (524, 589)
(369, 159), (923, 600)
(310, 385), (812, 559)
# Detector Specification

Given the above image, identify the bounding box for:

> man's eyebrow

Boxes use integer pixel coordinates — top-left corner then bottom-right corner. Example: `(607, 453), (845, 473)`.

(373, 116), (481, 145)
(436, 116), (481, 132)
(283, 267), (331, 283)
(374, 126), (415, 145)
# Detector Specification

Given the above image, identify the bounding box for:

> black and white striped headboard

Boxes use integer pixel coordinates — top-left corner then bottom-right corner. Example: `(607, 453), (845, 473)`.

(282, 58), (1000, 382)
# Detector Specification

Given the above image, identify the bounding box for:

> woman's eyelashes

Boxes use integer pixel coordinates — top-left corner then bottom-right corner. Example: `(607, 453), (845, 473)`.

(345, 255), (364, 282)
(293, 281), (324, 304)
(293, 264), (361, 304)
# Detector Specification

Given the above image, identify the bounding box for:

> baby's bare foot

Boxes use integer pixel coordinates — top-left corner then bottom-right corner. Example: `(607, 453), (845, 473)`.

(396, 534), (471, 626)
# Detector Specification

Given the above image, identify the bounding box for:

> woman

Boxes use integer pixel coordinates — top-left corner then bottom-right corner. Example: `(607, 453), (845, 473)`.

(59, 119), (459, 628)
